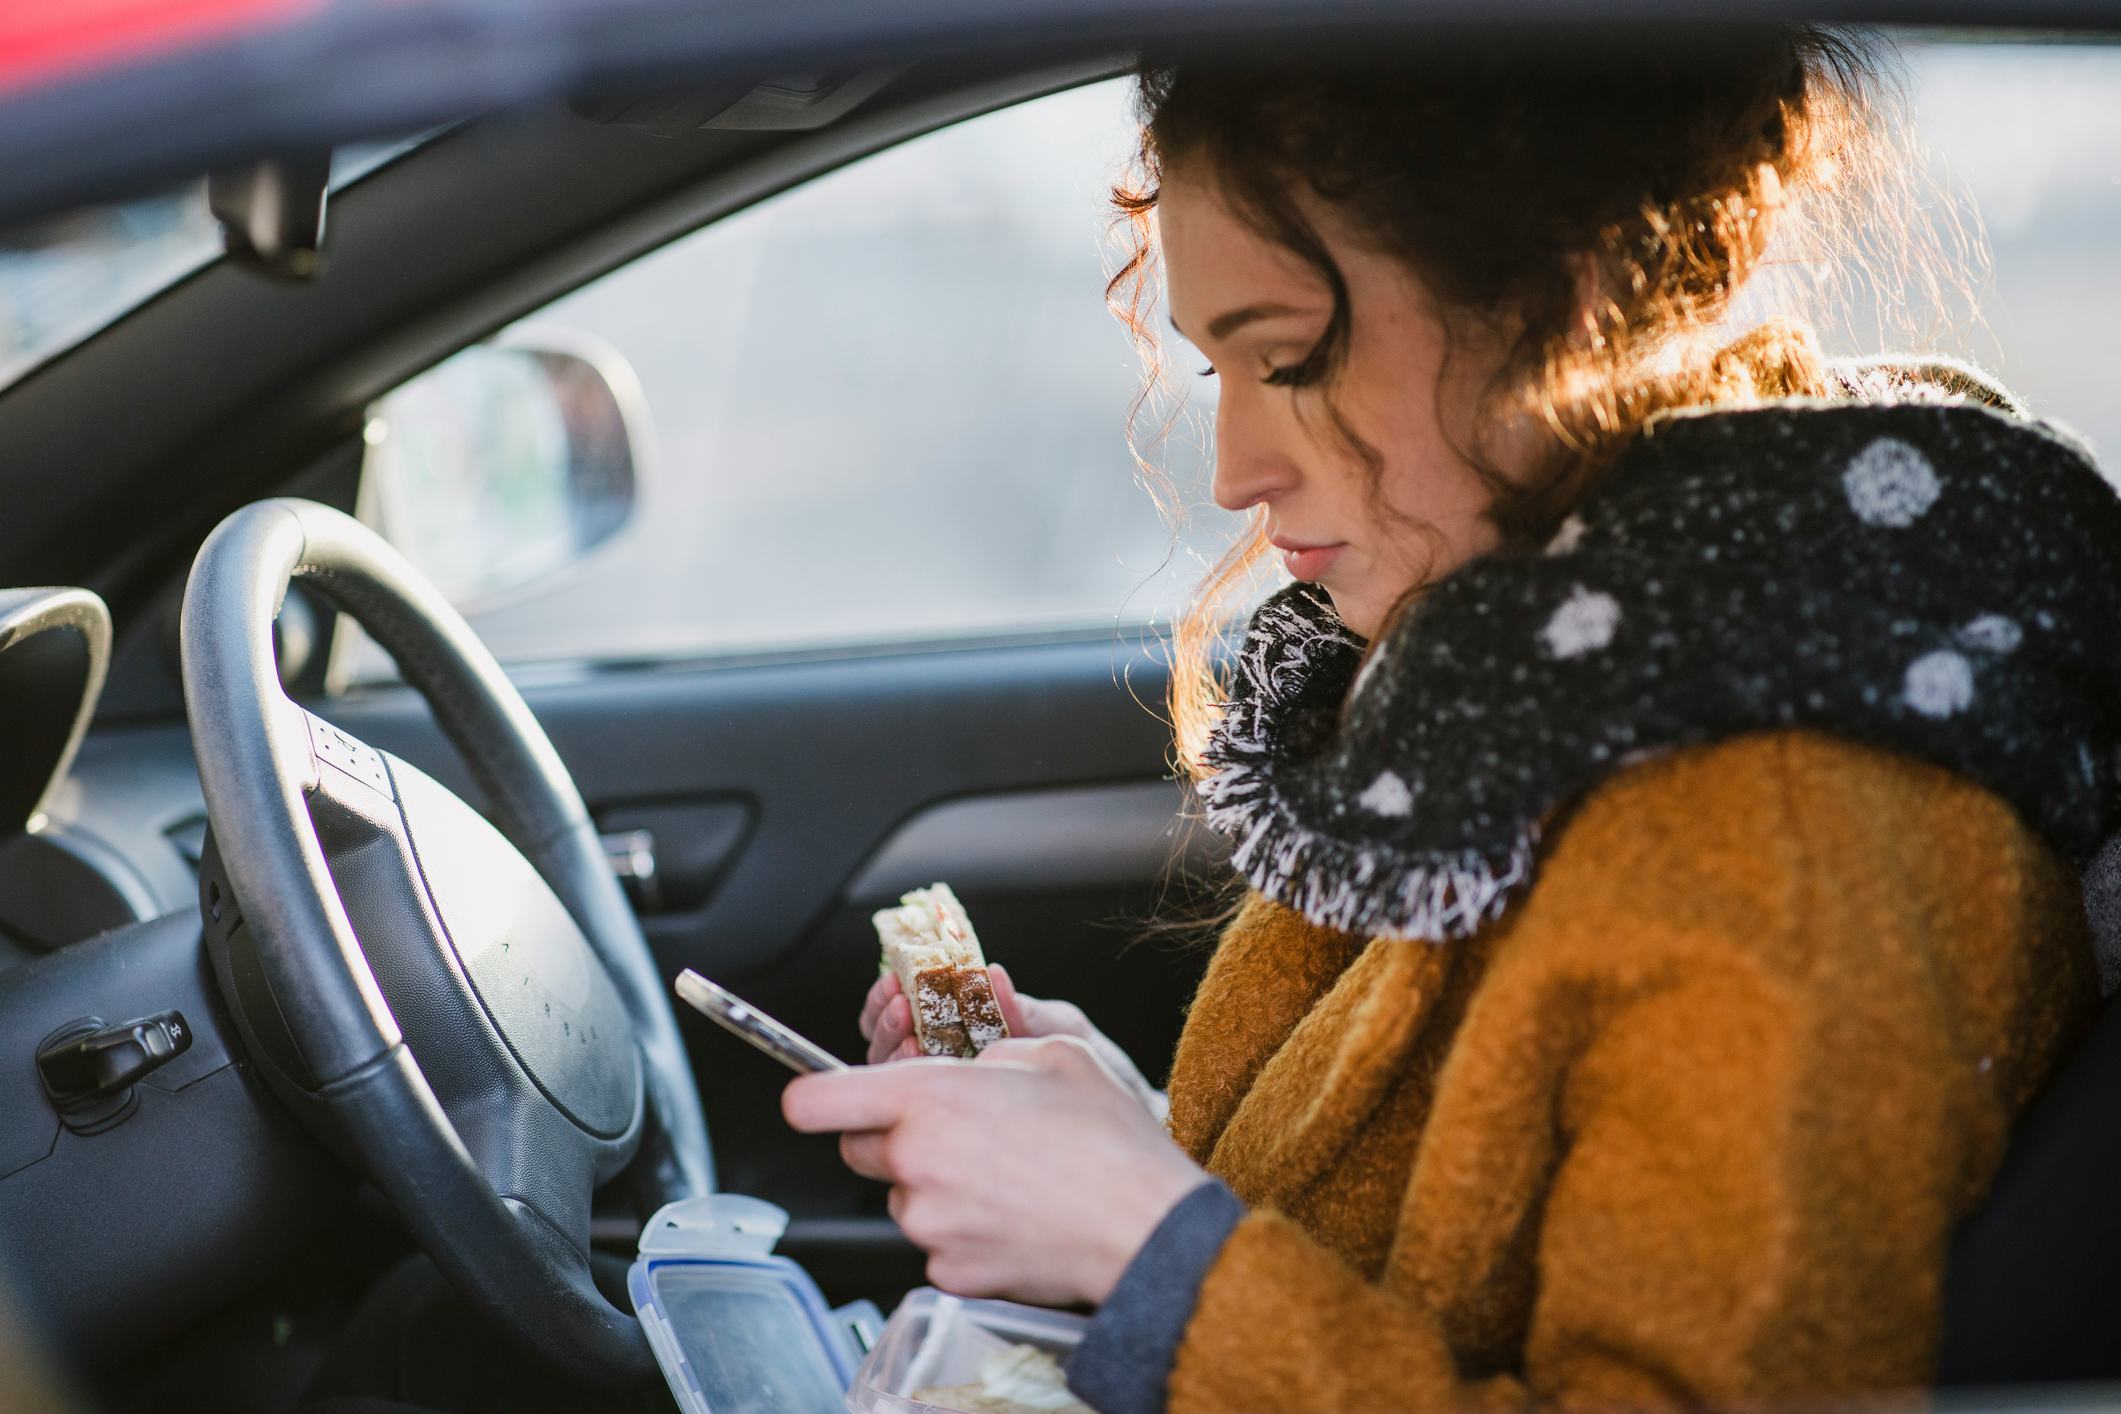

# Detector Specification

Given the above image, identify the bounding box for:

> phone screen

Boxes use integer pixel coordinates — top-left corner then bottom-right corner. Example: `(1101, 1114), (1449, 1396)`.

(674, 970), (849, 1074)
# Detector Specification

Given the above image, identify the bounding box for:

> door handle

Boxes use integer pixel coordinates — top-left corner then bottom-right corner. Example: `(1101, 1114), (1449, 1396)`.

(593, 800), (753, 916)
(601, 828), (659, 911)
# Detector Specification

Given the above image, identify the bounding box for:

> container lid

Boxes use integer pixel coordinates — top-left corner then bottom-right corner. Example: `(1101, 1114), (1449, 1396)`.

(631, 1195), (856, 1414)
(638, 1192), (789, 1260)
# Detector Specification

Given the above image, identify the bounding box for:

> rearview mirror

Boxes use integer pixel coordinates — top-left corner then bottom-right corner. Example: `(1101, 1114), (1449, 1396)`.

(209, 150), (332, 280)
(359, 332), (647, 610)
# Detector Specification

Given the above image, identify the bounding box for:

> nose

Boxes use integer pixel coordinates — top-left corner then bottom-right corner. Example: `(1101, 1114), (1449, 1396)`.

(1210, 395), (1300, 513)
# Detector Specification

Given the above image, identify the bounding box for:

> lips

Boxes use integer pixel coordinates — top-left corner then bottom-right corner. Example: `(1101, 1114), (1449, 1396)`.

(1272, 538), (1347, 582)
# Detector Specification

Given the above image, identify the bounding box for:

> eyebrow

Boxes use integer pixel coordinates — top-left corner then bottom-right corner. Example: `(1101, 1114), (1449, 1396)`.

(1170, 302), (1315, 343)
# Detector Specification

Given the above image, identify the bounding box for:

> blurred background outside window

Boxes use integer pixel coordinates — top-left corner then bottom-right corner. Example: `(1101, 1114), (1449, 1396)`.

(339, 78), (1230, 683)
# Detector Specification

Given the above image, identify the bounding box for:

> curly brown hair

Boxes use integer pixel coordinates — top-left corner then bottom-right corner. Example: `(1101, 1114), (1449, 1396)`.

(1106, 26), (1974, 776)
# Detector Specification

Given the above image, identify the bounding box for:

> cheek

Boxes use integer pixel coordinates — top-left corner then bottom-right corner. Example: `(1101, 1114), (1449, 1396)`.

(1350, 377), (1496, 539)
(1333, 285), (1494, 528)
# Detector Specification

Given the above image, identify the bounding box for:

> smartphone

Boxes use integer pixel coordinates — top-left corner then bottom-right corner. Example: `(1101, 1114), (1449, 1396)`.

(674, 969), (848, 1074)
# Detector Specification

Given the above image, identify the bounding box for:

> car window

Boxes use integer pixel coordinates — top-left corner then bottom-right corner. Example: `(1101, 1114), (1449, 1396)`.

(1899, 41), (2121, 466)
(333, 79), (1231, 684)
(336, 44), (2121, 687)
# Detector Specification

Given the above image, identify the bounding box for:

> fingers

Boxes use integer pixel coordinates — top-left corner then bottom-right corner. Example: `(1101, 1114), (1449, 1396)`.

(840, 1130), (892, 1183)
(783, 1061), (947, 1133)
(858, 971), (901, 1043)
(866, 993), (914, 1066)
(988, 966), (1096, 1043)
(974, 1035), (1038, 1064)
(974, 1033), (1099, 1077)
(988, 963), (1033, 1036)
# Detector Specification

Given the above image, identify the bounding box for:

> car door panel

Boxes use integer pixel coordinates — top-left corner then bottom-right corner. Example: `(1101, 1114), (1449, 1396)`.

(844, 778), (1226, 899)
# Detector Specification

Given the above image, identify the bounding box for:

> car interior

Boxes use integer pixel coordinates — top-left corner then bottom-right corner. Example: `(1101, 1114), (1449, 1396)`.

(0, 10), (2118, 1413)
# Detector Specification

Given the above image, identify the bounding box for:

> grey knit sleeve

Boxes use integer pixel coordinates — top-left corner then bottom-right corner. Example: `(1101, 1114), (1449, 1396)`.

(1063, 1178), (1247, 1414)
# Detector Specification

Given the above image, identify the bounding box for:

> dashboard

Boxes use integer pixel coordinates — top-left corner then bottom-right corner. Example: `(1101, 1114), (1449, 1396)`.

(0, 587), (338, 1365)
(1, 725), (209, 963)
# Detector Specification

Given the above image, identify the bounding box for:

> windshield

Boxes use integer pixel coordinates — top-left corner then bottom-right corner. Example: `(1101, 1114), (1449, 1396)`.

(0, 186), (215, 389)
(0, 137), (427, 391)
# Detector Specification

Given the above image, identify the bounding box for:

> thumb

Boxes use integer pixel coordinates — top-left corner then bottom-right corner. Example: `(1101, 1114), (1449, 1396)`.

(987, 962), (1034, 1036)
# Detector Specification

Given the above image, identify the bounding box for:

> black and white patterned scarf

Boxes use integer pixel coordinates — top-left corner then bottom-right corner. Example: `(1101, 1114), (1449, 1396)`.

(1199, 396), (2121, 959)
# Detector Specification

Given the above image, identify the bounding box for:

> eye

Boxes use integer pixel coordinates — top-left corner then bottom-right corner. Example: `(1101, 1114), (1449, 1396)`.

(1261, 339), (1330, 389)
(1197, 365), (1217, 378)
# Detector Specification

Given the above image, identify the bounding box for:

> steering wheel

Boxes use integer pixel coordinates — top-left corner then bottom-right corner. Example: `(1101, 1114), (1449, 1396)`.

(181, 498), (711, 1384)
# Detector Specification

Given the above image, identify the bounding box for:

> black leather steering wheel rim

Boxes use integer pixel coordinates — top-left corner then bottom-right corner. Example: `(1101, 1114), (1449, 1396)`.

(181, 498), (711, 1384)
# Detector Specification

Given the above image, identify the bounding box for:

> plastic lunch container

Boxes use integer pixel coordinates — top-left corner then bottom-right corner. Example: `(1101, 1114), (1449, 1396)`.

(630, 1194), (881, 1414)
(845, 1286), (1091, 1413)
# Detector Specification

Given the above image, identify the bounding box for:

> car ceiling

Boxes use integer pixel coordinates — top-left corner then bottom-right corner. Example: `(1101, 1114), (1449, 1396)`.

(9, 1), (2108, 222)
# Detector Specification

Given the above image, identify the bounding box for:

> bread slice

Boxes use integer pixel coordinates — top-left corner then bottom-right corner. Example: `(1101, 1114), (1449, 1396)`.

(874, 883), (1008, 1058)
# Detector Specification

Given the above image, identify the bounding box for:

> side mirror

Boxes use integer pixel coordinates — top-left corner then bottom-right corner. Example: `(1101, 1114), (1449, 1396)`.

(359, 331), (647, 609)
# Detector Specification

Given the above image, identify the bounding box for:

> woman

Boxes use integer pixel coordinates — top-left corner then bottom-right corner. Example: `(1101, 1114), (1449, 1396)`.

(786, 26), (2121, 1411)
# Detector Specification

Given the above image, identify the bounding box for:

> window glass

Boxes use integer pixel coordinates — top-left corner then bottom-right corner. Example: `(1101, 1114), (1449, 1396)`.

(338, 79), (1229, 682)
(0, 138), (431, 392)
(0, 193), (216, 391)
(1900, 42), (2121, 461)
(340, 44), (2121, 684)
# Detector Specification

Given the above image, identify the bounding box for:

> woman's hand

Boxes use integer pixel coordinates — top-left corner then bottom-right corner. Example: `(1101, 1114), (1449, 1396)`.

(859, 964), (1167, 1117)
(784, 1036), (1206, 1307)
(856, 969), (920, 1064)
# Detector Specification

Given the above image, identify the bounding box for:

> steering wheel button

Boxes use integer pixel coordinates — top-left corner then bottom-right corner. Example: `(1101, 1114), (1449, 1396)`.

(303, 711), (393, 797)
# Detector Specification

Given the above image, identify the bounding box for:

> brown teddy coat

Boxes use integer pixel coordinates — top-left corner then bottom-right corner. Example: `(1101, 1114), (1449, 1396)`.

(1161, 729), (2095, 1411)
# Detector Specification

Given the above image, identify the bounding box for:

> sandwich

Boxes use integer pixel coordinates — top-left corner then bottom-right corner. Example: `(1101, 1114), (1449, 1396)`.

(873, 882), (1008, 1058)
(913, 1342), (1091, 1413)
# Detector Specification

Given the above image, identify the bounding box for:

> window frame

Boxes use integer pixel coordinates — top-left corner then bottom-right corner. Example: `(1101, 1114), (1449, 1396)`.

(327, 63), (1233, 690)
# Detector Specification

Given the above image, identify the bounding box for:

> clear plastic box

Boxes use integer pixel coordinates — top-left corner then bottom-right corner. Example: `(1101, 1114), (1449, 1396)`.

(630, 1194), (875, 1414)
(845, 1287), (1091, 1413)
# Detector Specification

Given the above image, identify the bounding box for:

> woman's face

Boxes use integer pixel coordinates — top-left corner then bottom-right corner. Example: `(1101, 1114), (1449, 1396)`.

(1159, 165), (1508, 639)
